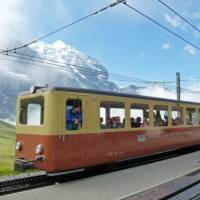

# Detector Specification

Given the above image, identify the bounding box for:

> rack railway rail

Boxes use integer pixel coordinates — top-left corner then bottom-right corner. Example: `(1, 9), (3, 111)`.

(0, 146), (200, 197)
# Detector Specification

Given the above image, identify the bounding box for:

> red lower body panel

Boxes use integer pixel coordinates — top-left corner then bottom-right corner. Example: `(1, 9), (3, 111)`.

(16, 127), (200, 172)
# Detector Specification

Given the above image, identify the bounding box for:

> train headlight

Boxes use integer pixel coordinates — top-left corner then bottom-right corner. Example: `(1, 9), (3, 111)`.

(16, 141), (23, 151)
(34, 144), (43, 155)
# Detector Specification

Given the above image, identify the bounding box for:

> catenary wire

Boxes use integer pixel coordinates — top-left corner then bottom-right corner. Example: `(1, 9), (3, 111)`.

(158, 0), (200, 34)
(122, 1), (200, 52)
(1, 0), (125, 53)
(0, 50), (175, 85)
(2, 54), (200, 94)
(0, 54), (172, 87)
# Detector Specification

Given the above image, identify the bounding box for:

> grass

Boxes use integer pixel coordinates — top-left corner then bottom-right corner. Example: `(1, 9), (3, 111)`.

(0, 120), (16, 176)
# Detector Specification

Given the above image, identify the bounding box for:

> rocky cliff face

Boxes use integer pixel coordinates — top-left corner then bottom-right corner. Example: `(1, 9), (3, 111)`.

(0, 40), (119, 121)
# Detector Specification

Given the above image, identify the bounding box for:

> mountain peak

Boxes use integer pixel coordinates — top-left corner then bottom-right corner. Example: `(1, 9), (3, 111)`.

(53, 40), (67, 49)
(0, 40), (119, 121)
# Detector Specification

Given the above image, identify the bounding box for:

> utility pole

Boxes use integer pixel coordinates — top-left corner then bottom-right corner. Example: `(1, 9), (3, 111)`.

(176, 72), (181, 101)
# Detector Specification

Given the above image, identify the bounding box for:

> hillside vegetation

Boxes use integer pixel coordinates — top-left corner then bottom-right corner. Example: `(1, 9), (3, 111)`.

(0, 121), (15, 175)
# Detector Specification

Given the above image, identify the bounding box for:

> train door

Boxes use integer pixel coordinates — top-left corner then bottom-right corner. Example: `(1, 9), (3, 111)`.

(56, 93), (88, 168)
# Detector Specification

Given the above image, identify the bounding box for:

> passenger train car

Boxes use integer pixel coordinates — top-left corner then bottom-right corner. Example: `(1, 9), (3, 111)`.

(15, 87), (200, 172)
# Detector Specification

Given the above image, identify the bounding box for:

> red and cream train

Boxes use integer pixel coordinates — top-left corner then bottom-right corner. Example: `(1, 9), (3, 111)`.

(15, 87), (200, 172)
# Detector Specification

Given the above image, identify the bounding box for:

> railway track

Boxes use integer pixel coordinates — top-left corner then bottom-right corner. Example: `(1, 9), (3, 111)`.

(0, 172), (50, 196)
(121, 169), (200, 200)
(0, 145), (200, 197)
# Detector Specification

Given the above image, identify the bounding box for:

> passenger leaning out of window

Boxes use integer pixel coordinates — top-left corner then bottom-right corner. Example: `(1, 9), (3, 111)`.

(66, 104), (82, 130)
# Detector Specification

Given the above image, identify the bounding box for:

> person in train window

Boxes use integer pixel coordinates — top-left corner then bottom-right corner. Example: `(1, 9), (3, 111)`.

(174, 117), (182, 126)
(135, 117), (141, 128)
(66, 104), (82, 130)
(164, 112), (168, 126)
(100, 117), (106, 129)
(115, 116), (124, 128)
(112, 117), (117, 128)
(141, 118), (149, 128)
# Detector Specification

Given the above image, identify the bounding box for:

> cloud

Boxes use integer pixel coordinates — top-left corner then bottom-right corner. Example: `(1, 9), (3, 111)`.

(184, 45), (196, 55)
(163, 13), (185, 30)
(137, 85), (200, 103)
(138, 86), (176, 99)
(162, 42), (171, 50)
(0, 0), (28, 48)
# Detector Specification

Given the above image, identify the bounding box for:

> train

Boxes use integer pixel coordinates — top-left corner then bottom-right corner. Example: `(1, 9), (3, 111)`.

(15, 86), (200, 173)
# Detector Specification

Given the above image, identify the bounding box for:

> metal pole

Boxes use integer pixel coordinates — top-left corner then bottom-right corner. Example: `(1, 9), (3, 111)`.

(176, 72), (181, 101)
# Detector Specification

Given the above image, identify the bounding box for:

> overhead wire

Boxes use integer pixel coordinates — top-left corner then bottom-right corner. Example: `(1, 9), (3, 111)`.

(122, 1), (200, 52)
(0, 0), (199, 86)
(0, 48), (177, 85)
(1, 0), (125, 54)
(1, 0), (199, 95)
(2, 52), (200, 95)
(0, 55), (163, 86)
(0, 47), (179, 84)
(0, 53), (108, 77)
(158, 0), (200, 34)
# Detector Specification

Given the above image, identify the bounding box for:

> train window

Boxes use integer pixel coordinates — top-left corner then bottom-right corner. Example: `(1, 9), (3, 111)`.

(19, 97), (44, 125)
(172, 107), (183, 126)
(66, 99), (82, 130)
(154, 105), (168, 127)
(100, 107), (106, 128)
(100, 102), (125, 129)
(130, 104), (149, 128)
(186, 108), (196, 125)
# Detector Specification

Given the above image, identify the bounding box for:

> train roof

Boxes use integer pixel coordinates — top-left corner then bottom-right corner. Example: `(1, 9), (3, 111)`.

(52, 87), (200, 106)
(19, 86), (200, 106)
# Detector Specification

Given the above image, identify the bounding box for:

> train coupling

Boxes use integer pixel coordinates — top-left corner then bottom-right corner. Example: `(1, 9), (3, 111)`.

(15, 158), (35, 172)
(15, 156), (45, 172)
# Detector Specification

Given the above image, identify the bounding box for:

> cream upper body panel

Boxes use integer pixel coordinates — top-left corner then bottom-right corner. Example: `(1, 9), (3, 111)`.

(16, 88), (200, 136)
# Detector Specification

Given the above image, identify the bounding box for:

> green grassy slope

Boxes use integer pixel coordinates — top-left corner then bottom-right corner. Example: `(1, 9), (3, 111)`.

(0, 121), (15, 175)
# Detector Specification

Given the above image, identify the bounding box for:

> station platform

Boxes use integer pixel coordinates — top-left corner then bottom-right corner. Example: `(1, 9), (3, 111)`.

(2, 151), (200, 200)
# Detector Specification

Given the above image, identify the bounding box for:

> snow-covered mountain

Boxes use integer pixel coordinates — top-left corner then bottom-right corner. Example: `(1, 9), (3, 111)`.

(29, 40), (118, 90)
(0, 40), (120, 121)
(1, 40), (199, 122)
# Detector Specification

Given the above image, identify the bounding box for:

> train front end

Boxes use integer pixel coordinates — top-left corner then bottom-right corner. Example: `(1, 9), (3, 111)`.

(15, 87), (60, 172)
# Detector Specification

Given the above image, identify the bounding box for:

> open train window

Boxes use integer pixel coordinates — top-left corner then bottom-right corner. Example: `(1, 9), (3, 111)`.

(186, 108), (196, 125)
(19, 96), (44, 125)
(66, 99), (82, 130)
(130, 104), (149, 128)
(172, 107), (183, 126)
(154, 105), (168, 127)
(100, 102), (125, 129)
